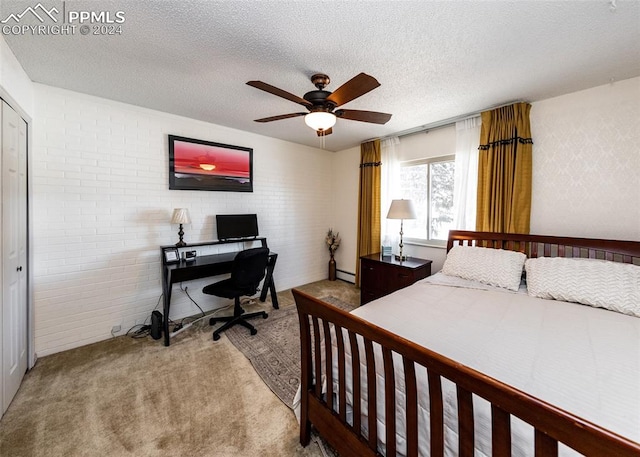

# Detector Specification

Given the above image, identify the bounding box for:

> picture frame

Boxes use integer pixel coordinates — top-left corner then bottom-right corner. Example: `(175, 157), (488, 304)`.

(168, 135), (253, 192)
(164, 248), (180, 264)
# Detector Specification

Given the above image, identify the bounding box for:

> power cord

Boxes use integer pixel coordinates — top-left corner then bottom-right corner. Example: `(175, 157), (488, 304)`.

(130, 286), (245, 338)
(172, 283), (207, 331)
(126, 324), (152, 339)
(126, 293), (163, 339)
(179, 283), (205, 317)
(170, 302), (237, 337)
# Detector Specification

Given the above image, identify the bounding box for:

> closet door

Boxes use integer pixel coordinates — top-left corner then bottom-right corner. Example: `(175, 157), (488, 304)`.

(2, 100), (28, 415)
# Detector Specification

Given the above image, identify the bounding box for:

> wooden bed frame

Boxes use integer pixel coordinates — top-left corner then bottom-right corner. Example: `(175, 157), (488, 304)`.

(292, 231), (640, 457)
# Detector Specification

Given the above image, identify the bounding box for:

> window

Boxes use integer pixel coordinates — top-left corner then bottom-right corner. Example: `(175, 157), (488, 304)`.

(399, 155), (455, 244)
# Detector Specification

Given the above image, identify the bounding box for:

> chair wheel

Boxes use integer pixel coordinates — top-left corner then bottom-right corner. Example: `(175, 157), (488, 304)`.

(263, 312), (268, 319)
(213, 333), (221, 341)
(250, 328), (257, 335)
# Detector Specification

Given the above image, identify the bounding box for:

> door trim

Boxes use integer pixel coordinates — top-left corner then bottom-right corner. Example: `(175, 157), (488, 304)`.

(0, 88), (35, 371)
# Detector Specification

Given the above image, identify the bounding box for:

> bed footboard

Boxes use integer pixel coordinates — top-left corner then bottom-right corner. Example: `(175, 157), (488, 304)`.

(293, 289), (640, 457)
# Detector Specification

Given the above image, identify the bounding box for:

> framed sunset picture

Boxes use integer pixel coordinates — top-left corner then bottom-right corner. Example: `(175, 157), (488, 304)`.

(168, 135), (253, 192)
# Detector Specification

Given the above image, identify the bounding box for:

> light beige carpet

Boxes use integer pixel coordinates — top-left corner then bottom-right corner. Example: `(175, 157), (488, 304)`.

(0, 280), (360, 457)
(225, 296), (357, 409)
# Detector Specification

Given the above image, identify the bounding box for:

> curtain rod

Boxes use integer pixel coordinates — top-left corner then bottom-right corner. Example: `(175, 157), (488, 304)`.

(368, 99), (527, 142)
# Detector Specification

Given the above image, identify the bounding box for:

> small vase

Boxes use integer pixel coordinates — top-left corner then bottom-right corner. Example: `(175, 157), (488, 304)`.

(328, 255), (337, 281)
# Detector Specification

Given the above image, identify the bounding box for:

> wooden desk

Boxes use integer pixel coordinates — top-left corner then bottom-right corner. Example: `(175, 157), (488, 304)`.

(160, 238), (278, 346)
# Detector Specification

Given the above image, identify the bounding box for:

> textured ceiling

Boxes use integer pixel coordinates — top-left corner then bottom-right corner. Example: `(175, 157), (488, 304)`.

(2, 0), (639, 152)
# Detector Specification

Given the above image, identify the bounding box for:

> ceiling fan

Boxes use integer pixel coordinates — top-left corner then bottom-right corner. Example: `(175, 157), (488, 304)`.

(246, 73), (392, 136)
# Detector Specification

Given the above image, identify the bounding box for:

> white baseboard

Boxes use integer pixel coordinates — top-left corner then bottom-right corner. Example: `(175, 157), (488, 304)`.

(336, 269), (355, 284)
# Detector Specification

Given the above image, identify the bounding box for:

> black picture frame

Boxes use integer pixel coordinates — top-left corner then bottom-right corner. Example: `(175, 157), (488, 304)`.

(168, 135), (253, 192)
(163, 248), (180, 264)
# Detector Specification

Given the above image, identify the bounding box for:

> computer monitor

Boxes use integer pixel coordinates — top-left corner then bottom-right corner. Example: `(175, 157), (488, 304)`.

(216, 214), (259, 240)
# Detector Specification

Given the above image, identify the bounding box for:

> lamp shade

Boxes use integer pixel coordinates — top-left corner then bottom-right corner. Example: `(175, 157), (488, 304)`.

(171, 208), (191, 224)
(386, 199), (417, 220)
(304, 112), (337, 131)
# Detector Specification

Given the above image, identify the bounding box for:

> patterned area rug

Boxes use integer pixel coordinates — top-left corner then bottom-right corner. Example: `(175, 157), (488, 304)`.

(225, 295), (356, 409)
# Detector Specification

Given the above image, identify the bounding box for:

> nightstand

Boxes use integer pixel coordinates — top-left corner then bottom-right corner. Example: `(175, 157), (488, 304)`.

(360, 253), (432, 305)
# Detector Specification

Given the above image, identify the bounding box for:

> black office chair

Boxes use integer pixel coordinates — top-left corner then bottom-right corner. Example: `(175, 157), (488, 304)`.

(203, 247), (270, 341)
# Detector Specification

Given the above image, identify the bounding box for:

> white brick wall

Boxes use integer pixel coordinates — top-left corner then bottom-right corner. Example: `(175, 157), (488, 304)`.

(33, 84), (334, 356)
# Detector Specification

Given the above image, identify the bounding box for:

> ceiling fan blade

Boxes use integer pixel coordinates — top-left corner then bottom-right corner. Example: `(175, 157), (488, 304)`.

(254, 112), (307, 123)
(326, 73), (381, 107)
(247, 81), (312, 107)
(335, 109), (392, 124)
(316, 127), (333, 137)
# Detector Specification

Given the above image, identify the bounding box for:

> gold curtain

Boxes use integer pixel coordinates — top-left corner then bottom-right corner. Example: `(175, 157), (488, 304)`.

(355, 139), (382, 286)
(476, 102), (533, 233)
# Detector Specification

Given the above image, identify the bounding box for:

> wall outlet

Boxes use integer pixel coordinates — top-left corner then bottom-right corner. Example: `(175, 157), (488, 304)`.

(111, 325), (121, 334)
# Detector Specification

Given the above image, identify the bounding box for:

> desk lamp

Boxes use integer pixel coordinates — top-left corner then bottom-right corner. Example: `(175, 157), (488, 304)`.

(171, 208), (191, 247)
(386, 199), (417, 261)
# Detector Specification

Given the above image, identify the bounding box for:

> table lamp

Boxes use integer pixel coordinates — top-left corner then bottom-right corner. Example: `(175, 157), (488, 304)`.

(386, 199), (417, 261)
(171, 208), (191, 247)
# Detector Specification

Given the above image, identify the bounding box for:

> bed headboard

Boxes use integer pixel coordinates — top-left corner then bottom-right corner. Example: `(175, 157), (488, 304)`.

(447, 230), (640, 265)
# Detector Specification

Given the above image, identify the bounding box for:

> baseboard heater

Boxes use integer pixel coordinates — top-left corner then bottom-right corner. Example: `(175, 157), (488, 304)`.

(336, 269), (355, 284)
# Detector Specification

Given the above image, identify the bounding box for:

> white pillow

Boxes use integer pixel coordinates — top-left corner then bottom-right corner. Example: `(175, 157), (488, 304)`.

(442, 246), (526, 291)
(525, 257), (640, 317)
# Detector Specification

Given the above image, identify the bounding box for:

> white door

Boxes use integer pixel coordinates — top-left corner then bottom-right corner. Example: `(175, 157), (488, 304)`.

(2, 100), (28, 415)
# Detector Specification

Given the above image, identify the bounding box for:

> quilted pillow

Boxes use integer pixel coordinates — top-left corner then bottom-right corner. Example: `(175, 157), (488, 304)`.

(441, 246), (526, 291)
(525, 257), (640, 317)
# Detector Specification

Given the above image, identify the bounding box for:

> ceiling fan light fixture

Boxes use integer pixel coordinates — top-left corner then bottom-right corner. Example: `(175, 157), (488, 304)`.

(304, 112), (336, 131)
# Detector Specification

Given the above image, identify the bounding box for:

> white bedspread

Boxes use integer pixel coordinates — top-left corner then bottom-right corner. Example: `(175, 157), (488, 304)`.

(345, 274), (640, 456)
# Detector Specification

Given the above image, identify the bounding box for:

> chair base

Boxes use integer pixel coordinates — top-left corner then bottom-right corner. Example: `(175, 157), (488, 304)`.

(210, 297), (268, 341)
